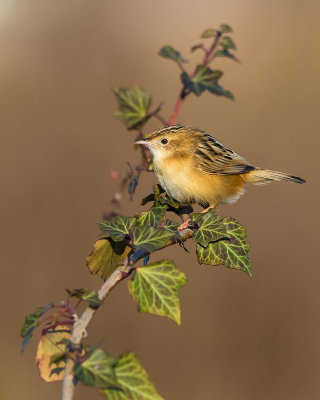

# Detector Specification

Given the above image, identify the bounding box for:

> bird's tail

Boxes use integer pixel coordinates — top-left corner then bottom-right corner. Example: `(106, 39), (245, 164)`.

(242, 169), (305, 185)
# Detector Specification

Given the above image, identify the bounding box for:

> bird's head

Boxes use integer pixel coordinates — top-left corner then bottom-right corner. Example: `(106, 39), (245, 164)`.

(135, 125), (199, 161)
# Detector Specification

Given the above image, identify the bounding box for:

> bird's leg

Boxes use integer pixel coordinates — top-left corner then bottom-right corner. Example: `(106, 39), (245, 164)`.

(177, 205), (215, 232)
(200, 205), (215, 214)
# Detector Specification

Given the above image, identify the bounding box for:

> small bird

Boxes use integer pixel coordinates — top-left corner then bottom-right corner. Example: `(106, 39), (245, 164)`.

(135, 125), (305, 214)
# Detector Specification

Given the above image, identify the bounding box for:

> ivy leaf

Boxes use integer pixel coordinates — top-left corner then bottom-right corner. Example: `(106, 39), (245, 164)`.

(220, 24), (233, 33)
(197, 217), (251, 276)
(20, 303), (53, 353)
(141, 185), (165, 206)
(128, 259), (186, 325)
(113, 87), (152, 130)
(36, 326), (70, 382)
(65, 288), (102, 308)
(98, 215), (137, 242)
(207, 82), (235, 100)
(200, 28), (215, 38)
(191, 44), (204, 53)
(87, 238), (131, 280)
(102, 353), (163, 400)
(181, 65), (223, 96)
(130, 225), (174, 253)
(66, 288), (88, 299)
(82, 290), (102, 309)
(163, 219), (180, 236)
(220, 36), (236, 50)
(215, 49), (239, 62)
(74, 348), (118, 388)
(192, 209), (228, 247)
(136, 202), (167, 228)
(159, 45), (187, 63)
(157, 194), (181, 209)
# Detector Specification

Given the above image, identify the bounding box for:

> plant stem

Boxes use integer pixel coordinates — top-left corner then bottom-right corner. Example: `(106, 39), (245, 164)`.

(62, 265), (130, 400)
(176, 61), (186, 73)
(61, 227), (193, 400)
(62, 32), (222, 398)
(168, 87), (188, 125)
(168, 31), (221, 125)
(202, 30), (221, 66)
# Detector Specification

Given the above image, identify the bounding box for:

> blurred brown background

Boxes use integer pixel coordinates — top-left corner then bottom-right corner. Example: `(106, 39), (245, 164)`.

(1, 0), (319, 399)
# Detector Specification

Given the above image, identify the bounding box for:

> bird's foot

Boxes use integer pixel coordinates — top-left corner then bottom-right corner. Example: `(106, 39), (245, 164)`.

(177, 218), (191, 232)
(177, 205), (216, 231)
(200, 205), (215, 213)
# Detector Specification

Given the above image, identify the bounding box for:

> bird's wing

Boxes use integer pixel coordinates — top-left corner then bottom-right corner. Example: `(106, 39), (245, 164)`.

(194, 133), (256, 175)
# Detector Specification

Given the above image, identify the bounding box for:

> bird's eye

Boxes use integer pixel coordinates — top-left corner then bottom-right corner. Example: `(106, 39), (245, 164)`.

(160, 138), (168, 145)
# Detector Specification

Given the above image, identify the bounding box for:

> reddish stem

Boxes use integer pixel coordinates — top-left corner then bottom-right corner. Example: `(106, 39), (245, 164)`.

(176, 61), (186, 73)
(201, 31), (221, 66)
(74, 298), (82, 310)
(168, 88), (187, 125)
(168, 31), (222, 125)
(42, 321), (73, 335)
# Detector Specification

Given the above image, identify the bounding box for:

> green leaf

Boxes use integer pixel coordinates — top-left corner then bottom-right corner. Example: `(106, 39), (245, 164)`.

(215, 49), (239, 62)
(220, 36), (236, 50)
(20, 303), (53, 353)
(113, 87), (152, 130)
(82, 290), (102, 309)
(102, 353), (163, 400)
(207, 82), (235, 100)
(87, 238), (131, 280)
(141, 185), (165, 206)
(191, 44), (204, 53)
(98, 215), (137, 242)
(74, 348), (118, 388)
(201, 28), (215, 38)
(128, 259), (186, 325)
(196, 217), (251, 276)
(157, 194), (181, 209)
(163, 219), (180, 236)
(192, 209), (228, 247)
(181, 65), (223, 96)
(130, 225), (174, 253)
(136, 202), (167, 228)
(159, 45), (187, 63)
(66, 288), (88, 299)
(220, 24), (233, 33)
(65, 288), (102, 308)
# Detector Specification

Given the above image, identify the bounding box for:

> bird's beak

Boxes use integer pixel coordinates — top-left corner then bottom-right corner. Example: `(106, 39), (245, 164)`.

(134, 139), (150, 146)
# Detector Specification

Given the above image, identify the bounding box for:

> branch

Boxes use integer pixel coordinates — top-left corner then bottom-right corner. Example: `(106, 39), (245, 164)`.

(62, 264), (130, 400)
(168, 87), (189, 125)
(168, 31), (222, 125)
(62, 227), (193, 399)
(201, 30), (221, 66)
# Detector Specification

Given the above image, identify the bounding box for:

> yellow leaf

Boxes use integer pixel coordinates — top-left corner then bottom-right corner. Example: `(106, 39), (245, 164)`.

(36, 326), (70, 382)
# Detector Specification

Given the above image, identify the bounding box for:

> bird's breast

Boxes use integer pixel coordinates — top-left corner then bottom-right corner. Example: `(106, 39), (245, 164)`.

(153, 155), (244, 206)
(153, 156), (209, 203)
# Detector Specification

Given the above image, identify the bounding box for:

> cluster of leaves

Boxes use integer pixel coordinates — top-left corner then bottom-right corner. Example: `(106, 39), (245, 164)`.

(113, 24), (237, 130)
(23, 309), (162, 398)
(87, 184), (251, 326)
(21, 300), (164, 398)
(20, 23), (248, 400)
(159, 23), (237, 99)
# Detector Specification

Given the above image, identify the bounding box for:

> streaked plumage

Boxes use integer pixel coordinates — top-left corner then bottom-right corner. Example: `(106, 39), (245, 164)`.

(135, 125), (305, 208)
